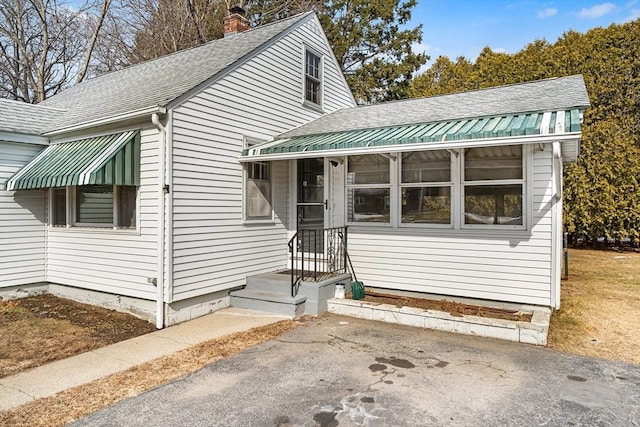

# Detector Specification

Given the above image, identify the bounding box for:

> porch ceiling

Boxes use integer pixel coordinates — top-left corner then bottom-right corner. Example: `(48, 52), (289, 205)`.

(5, 130), (140, 191)
(241, 109), (582, 161)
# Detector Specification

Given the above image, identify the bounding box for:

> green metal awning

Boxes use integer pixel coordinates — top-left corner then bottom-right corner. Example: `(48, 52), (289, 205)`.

(6, 130), (140, 191)
(242, 109), (583, 161)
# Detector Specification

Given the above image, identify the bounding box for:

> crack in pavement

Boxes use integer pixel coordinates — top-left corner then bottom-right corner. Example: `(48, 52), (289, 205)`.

(0, 382), (37, 409)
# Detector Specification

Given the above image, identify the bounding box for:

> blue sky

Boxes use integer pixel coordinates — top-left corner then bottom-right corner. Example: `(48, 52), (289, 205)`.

(410, 0), (640, 67)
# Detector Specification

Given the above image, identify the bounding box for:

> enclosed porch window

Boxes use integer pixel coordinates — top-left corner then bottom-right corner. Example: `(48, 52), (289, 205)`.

(463, 145), (524, 227)
(346, 154), (390, 224)
(400, 150), (452, 225)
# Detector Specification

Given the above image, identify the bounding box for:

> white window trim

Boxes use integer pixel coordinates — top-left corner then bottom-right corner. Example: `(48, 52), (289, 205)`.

(242, 136), (275, 224)
(302, 45), (323, 111)
(48, 185), (140, 232)
(345, 155), (393, 227)
(398, 151), (454, 229)
(460, 145), (528, 231)
(344, 145), (532, 233)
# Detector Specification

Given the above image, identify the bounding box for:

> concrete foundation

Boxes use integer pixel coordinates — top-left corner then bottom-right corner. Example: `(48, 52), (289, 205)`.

(0, 282), (235, 327)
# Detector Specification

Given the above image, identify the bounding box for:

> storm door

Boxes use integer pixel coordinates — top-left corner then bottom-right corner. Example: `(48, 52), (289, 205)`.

(296, 158), (326, 253)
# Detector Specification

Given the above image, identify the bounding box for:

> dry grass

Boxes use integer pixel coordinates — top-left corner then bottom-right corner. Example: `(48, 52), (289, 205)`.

(0, 295), (155, 378)
(0, 319), (300, 427)
(548, 248), (640, 365)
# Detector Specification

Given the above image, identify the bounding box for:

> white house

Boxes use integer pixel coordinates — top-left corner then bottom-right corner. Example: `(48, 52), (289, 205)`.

(0, 9), (589, 329)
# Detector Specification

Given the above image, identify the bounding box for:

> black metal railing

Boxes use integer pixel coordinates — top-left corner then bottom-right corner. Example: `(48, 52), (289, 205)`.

(288, 226), (348, 296)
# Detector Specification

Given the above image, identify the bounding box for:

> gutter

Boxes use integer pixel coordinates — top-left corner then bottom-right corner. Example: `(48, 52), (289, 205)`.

(238, 132), (583, 162)
(152, 113), (167, 329)
(43, 106), (166, 137)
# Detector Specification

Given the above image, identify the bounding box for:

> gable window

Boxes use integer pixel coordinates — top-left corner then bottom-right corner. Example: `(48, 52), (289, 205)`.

(463, 145), (524, 227)
(400, 150), (452, 225)
(346, 154), (390, 224)
(50, 185), (137, 229)
(304, 49), (322, 106)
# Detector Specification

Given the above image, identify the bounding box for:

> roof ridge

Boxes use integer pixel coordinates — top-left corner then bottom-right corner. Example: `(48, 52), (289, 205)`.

(41, 11), (314, 103)
(350, 75), (585, 111)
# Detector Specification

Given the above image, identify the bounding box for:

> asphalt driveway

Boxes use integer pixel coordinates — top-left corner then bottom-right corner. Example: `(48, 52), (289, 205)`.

(73, 314), (640, 426)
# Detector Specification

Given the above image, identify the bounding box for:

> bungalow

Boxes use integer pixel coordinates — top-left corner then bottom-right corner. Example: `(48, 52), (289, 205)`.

(0, 10), (589, 329)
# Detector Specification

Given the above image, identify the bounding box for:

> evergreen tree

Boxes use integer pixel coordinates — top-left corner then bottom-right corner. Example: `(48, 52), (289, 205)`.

(411, 19), (640, 245)
(249, 0), (427, 103)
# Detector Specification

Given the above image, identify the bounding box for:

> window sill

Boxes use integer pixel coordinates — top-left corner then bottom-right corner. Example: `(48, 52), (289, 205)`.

(243, 219), (276, 226)
(348, 225), (531, 238)
(302, 100), (323, 113)
(48, 225), (141, 236)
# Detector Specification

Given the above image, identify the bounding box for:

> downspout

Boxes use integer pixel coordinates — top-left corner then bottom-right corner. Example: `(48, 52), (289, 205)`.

(152, 113), (166, 329)
(550, 142), (562, 309)
(166, 110), (174, 305)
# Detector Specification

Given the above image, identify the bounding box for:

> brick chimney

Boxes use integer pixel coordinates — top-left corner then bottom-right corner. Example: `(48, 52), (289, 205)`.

(224, 6), (250, 37)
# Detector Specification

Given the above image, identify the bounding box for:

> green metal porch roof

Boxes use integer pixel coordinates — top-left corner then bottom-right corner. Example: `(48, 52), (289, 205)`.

(5, 130), (140, 191)
(243, 109), (582, 160)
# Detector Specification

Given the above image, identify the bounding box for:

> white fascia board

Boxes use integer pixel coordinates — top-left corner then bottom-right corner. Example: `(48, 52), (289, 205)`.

(43, 106), (165, 137)
(238, 132), (583, 162)
(0, 131), (49, 145)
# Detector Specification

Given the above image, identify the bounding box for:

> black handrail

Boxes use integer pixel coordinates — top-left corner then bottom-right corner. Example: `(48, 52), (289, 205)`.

(288, 226), (348, 296)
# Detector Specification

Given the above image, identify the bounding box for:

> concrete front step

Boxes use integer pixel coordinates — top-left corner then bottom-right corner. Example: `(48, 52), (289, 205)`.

(230, 289), (306, 318)
(245, 272), (293, 294)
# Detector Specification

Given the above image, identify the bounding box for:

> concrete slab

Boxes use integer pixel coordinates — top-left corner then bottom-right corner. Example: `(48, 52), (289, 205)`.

(0, 307), (289, 411)
(71, 314), (640, 427)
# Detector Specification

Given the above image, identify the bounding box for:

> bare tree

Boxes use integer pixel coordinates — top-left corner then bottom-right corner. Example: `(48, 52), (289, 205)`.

(77, 0), (112, 83)
(0, 0), (112, 103)
(124, 0), (230, 63)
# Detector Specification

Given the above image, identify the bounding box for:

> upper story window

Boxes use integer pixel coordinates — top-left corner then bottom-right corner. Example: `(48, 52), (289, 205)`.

(304, 49), (322, 107)
(463, 145), (524, 227)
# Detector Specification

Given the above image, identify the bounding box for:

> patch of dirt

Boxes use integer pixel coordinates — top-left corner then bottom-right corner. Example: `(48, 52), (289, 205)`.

(0, 294), (155, 378)
(357, 291), (533, 322)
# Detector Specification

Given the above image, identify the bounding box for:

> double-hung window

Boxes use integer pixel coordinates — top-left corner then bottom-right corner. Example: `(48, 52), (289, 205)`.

(245, 161), (272, 221)
(346, 154), (391, 224)
(400, 150), (452, 225)
(244, 137), (273, 222)
(304, 49), (322, 107)
(462, 145), (524, 227)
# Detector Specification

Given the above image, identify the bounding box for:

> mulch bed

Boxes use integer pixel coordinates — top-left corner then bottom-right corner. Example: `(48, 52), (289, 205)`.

(357, 290), (533, 322)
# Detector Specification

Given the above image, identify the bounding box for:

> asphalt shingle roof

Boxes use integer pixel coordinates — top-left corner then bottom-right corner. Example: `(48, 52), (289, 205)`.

(38, 12), (313, 132)
(279, 75), (590, 139)
(0, 99), (64, 135)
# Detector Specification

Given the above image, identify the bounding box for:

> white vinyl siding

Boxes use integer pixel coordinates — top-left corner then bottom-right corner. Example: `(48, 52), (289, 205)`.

(45, 127), (159, 299)
(170, 18), (354, 301)
(0, 141), (46, 287)
(346, 147), (554, 307)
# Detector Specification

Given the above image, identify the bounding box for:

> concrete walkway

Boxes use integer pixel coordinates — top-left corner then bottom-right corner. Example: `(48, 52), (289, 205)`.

(0, 307), (289, 412)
